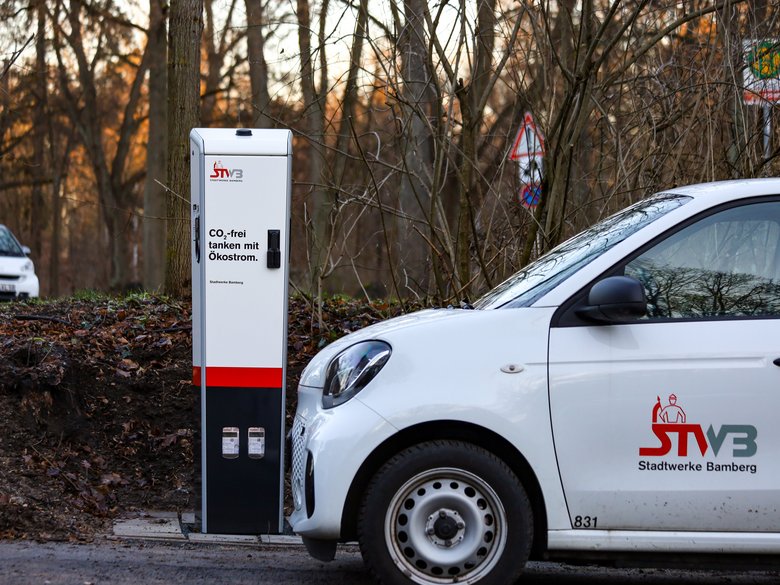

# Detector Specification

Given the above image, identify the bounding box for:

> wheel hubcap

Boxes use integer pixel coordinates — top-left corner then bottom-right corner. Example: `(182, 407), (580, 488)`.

(425, 508), (465, 546)
(384, 467), (507, 584)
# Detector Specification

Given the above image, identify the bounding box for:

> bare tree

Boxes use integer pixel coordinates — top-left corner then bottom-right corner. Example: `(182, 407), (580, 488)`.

(3, 0), (779, 301)
(143, 0), (169, 291)
(51, 0), (150, 290)
(165, 0), (203, 297)
(202, 0), (241, 124)
(520, 0), (742, 265)
(245, 0), (272, 127)
(30, 0), (47, 264)
(296, 0), (329, 298)
(395, 0), (438, 295)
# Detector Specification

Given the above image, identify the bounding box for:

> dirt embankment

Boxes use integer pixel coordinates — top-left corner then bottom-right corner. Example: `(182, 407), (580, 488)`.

(0, 294), (414, 541)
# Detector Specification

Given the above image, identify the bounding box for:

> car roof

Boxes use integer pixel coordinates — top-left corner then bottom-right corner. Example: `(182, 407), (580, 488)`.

(664, 178), (780, 200)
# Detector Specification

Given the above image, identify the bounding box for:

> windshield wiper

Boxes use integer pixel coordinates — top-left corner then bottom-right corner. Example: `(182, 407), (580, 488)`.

(444, 298), (474, 310)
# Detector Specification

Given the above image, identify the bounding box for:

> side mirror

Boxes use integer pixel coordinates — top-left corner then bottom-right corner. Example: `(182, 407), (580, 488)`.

(21, 245), (31, 255)
(577, 275), (647, 323)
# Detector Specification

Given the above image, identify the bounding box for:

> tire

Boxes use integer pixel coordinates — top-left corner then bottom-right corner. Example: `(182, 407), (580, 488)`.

(358, 440), (533, 585)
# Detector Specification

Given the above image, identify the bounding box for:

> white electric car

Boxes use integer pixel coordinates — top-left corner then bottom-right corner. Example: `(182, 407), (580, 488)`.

(289, 179), (780, 584)
(0, 225), (39, 300)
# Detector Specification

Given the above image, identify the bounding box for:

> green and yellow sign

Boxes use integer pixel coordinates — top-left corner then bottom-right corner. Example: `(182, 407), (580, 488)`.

(743, 39), (780, 104)
(748, 41), (780, 80)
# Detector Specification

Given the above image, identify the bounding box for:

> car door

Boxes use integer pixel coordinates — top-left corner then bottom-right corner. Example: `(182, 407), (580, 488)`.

(548, 198), (780, 532)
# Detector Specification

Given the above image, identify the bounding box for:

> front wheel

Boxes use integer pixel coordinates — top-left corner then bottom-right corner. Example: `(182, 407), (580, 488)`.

(358, 440), (533, 585)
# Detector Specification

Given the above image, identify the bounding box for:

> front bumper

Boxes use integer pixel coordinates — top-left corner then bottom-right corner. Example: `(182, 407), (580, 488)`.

(288, 385), (397, 540)
(0, 273), (39, 300)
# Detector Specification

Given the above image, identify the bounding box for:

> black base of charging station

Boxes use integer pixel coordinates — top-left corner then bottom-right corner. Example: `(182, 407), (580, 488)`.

(203, 386), (283, 534)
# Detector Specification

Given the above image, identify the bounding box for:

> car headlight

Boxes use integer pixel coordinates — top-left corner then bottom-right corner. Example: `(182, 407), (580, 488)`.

(322, 340), (391, 409)
(21, 260), (33, 272)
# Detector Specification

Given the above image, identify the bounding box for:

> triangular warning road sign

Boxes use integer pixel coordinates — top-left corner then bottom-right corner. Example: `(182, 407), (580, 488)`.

(509, 112), (545, 160)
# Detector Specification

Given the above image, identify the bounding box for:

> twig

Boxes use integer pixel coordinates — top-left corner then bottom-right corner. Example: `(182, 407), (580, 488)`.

(0, 34), (34, 81)
(14, 315), (71, 326)
(151, 325), (192, 333)
(29, 444), (81, 494)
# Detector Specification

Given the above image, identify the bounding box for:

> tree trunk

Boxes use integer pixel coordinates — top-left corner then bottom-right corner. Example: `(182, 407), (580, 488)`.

(328, 0), (368, 192)
(455, 112), (475, 294)
(397, 0), (437, 295)
(48, 135), (71, 298)
(49, 182), (61, 296)
(165, 0), (203, 298)
(202, 0), (221, 123)
(30, 0), (47, 265)
(296, 0), (328, 300)
(143, 0), (169, 292)
(201, 0), (236, 124)
(108, 212), (131, 288)
(245, 0), (271, 128)
(453, 0), (496, 297)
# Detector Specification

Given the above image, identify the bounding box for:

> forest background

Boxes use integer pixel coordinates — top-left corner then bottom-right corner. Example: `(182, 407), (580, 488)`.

(1, 0), (779, 308)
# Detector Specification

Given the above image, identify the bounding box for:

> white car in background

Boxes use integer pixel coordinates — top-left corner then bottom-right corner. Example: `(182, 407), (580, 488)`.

(0, 225), (39, 300)
(290, 178), (780, 585)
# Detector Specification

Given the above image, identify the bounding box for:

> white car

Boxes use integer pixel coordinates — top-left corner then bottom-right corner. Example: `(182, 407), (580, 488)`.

(289, 178), (780, 584)
(0, 225), (40, 300)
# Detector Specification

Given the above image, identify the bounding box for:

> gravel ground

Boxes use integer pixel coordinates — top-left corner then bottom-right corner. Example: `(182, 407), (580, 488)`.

(1, 539), (779, 585)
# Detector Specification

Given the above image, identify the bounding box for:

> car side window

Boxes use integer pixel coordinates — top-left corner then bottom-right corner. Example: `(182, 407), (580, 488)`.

(0, 227), (23, 256)
(624, 201), (780, 319)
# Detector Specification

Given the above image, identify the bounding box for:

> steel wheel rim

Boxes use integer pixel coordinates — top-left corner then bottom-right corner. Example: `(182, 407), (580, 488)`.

(384, 467), (507, 584)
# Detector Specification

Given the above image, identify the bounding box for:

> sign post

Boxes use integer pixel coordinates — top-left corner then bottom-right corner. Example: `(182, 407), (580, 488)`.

(508, 112), (545, 208)
(743, 39), (779, 160)
(190, 128), (292, 534)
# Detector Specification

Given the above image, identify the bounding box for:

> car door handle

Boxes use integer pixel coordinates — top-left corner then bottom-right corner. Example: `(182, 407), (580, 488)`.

(774, 358), (780, 367)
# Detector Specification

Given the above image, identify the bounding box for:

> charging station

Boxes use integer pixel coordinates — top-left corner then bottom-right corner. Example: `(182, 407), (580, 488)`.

(190, 128), (292, 534)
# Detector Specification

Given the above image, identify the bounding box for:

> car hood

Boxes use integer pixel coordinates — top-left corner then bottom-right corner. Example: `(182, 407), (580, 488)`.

(0, 255), (29, 274)
(298, 308), (473, 388)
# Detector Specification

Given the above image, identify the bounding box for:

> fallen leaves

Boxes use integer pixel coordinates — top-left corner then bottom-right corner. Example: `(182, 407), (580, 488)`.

(0, 292), (417, 541)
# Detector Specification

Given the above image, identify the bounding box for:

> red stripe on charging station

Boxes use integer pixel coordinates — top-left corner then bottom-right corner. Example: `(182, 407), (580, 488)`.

(192, 366), (282, 388)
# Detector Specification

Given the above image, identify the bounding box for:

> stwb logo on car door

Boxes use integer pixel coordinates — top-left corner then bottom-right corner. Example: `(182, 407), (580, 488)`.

(639, 394), (757, 458)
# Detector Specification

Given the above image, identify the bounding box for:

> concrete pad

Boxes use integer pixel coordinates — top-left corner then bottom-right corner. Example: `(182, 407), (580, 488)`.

(258, 534), (302, 545)
(188, 533), (259, 545)
(112, 510), (308, 548)
(143, 510), (180, 519)
(112, 517), (186, 541)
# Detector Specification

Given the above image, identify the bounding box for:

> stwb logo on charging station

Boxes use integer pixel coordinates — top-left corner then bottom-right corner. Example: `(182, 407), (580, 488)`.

(209, 160), (244, 182)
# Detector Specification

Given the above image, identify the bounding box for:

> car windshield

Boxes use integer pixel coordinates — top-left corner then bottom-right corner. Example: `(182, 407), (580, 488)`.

(474, 194), (691, 309)
(0, 227), (24, 257)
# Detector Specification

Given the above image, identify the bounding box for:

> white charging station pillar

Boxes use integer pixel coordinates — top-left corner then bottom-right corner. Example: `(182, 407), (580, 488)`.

(190, 128), (292, 534)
